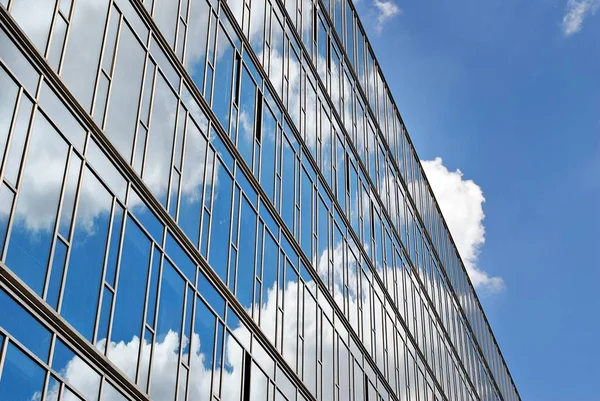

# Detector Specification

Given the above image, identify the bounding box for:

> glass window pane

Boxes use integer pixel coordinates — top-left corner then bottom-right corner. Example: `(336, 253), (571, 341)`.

(188, 296), (215, 401)
(101, 381), (128, 401)
(0, 288), (51, 361)
(39, 83), (86, 151)
(153, 0), (179, 46)
(128, 190), (164, 244)
(150, 260), (185, 401)
(212, 29), (234, 130)
(6, 113), (68, 295)
(165, 232), (196, 283)
(46, 238), (68, 310)
(220, 332), (243, 401)
(104, 23), (145, 159)
(236, 196), (255, 308)
(48, 14), (67, 71)
(61, 169), (113, 340)
(179, 119), (207, 248)
(0, 66), (19, 158)
(143, 73), (177, 206)
(86, 138), (127, 202)
(61, 0), (110, 109)
(238, 66), (255, 167)
(11, 0), (54, 51)
(3, 94), (33, 186)
(0, 343), (45, 401)
(51, 338), (101, 400)
(0, 27), (39, 93)
(0, 184), (15, 253)
(281, 131), (295, 231)
(208, 159), (233, 282)
(108, 217), (151, 380)
(96, 286), (113, 353)
(259, 103), (276, 202)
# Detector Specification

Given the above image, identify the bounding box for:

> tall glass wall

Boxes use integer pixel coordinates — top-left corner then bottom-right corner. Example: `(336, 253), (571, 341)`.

(0, 0), (519, 401)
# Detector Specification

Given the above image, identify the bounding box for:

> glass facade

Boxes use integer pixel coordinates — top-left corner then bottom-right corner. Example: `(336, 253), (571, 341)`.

(0, 0), (519, 400)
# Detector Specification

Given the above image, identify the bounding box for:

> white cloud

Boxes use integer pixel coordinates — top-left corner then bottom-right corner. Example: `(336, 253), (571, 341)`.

(373, 0), (402, 34)
(562, 0), (600, 36)
(421, 157), (504, 293)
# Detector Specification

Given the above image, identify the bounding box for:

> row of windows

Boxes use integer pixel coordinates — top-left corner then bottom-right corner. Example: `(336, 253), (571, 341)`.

(269, 0), (518, 397)
(0, 0), (492, 400)
(194, 1), (513, 400)
(0, 0), (517, 400)
(0, 41), (460, 401)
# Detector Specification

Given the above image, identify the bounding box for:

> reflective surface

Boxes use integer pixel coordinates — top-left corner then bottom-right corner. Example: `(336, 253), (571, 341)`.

(0, 1), (519, 401)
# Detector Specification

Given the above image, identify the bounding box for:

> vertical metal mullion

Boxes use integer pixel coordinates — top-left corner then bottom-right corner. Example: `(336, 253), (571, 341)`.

(41, 147), (74, 300)
(91, 6), (122, 122)
(0, 87), (23, 183)
(39, 333), (58, 401)
(174, 282), (190, 400)
(0, 334), (9, 383)
(165, 100), (183, 215)
(135, 242), (157, 384)
(0, 92), (39, 263)
(54, 159), (87, 313)
(173, 0), (184, 55)
(139, 63), (158, 174)
(91, 198), (119, 347)
(204, 139), (218, 259)
(43, 0), (62, 60)
(101, 183), (133, 358)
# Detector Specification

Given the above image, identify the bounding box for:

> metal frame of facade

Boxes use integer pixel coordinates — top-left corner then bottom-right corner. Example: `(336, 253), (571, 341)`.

(0, 0), (520, 400)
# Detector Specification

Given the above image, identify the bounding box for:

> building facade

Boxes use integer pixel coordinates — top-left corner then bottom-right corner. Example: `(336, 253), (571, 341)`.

(0, 0), (519, 401)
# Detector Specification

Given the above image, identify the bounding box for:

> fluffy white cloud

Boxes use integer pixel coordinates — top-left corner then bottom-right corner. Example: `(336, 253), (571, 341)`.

(421, 157), (504, 293)
(373, 0), (402, 34)
(562, 0), (600, 36)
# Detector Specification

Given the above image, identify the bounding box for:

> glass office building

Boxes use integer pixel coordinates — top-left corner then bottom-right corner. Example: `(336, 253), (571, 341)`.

(0, 0), (519, 400)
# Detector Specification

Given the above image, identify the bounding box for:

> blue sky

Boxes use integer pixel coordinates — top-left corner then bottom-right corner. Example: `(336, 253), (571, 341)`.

(356, 0), (600, 400)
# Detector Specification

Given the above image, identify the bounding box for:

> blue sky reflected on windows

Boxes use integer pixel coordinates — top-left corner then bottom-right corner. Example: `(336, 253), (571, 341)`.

(3, 0), (589, 399)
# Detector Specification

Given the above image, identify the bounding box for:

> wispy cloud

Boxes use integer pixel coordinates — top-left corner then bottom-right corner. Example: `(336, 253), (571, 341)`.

(562, 0), (600, 36)
(422, 157), (505, 293)
(373, 0), (401, 33)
